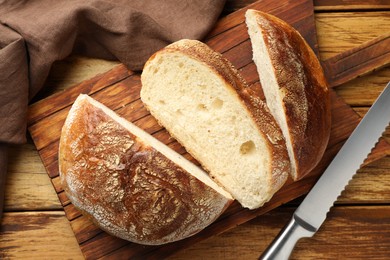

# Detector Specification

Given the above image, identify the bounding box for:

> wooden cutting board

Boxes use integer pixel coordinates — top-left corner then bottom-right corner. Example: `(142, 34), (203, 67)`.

(26, 0), (389, 259)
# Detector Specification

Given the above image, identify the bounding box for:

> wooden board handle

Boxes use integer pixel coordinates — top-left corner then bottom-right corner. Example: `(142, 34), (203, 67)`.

(322, 33), (390, 88)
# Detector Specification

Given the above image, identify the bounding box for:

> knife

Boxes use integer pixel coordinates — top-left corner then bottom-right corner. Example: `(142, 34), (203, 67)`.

(260, 81), (390, 260)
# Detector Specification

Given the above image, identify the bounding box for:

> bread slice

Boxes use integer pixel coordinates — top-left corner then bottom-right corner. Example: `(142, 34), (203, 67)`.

(245, 10), (331, 180)
(59, 94), (233, 245)
(140, 39), (290, 209)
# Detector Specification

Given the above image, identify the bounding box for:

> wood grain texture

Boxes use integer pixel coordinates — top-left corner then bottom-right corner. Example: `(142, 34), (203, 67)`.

(338, 156), (390, 203)
(322, 33), (390, 88)
(0, 211), (83, 259)
(315, 12), (390, 60)
(313, 0), (390, 10)
(334, 68), (390, 106)
(4, 140), (61, 211)
(171, 205), (390, 259)
(3, 205), (389, 259)
(290, 206), (390, 259)
(2, 1), (390, 259)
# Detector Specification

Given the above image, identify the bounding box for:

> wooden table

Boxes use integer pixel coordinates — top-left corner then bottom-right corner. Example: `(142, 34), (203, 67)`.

(1, 1), (390, 259)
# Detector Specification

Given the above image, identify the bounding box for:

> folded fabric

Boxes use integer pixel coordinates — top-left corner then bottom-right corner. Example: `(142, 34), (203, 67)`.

(0, 0), (226, 220)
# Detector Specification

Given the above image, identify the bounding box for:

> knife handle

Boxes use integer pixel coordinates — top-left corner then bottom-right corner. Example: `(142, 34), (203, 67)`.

(259, 215), (316, 260)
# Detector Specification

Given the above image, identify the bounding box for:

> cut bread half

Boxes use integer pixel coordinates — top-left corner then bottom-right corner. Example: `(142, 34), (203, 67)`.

(245, 9), (331, 180)
(141, 39), (290, 209)
(59, 94), (233, 245)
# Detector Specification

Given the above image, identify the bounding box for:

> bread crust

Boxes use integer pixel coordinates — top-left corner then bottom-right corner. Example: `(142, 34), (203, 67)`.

(246, 10), (331, 180)
(59, 95), (232, 245)
(142, 39), (290, 207)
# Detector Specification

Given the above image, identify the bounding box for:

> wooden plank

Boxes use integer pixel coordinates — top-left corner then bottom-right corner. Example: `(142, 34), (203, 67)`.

(3, 206), (390, 259)
(70, 215), (103, 244)
(322, 33), (390, 88)
(291, 205), (390, 259)
(57, 191), (71, 206)
(4, 141), (61, 211)
(0, 211), (83, 259)
(4, 169), (61, 211)
(63, 204), (82, 221)
(171, 205), (390, 259)
(338, 155), (390, 203)
(313, 0), (390, 11)
(315, 12), (390, 60)
(79, 232), (130, 259)
(334, 69), (390, 106)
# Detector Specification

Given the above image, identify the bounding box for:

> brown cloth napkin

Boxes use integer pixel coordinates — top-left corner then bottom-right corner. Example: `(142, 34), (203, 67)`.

(0, 0), (226, 221)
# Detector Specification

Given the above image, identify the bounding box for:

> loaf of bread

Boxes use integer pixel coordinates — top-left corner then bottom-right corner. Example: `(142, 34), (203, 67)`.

(245, 9), (331, 180)
(141, 39), (290, 209)
(59, 94), (233, 245)
(59, 10), (331, 244)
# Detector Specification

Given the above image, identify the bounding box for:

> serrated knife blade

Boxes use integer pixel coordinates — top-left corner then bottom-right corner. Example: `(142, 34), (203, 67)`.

(260, 81), (390, 260)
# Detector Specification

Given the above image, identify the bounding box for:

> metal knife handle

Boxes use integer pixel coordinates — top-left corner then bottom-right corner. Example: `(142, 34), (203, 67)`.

(259, 215), (316, 260)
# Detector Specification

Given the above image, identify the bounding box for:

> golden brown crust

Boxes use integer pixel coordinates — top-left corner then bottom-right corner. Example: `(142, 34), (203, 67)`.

(59, 95), (232, 245)
(247, 10), (331, 180)
(144, 39), (290, 198)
